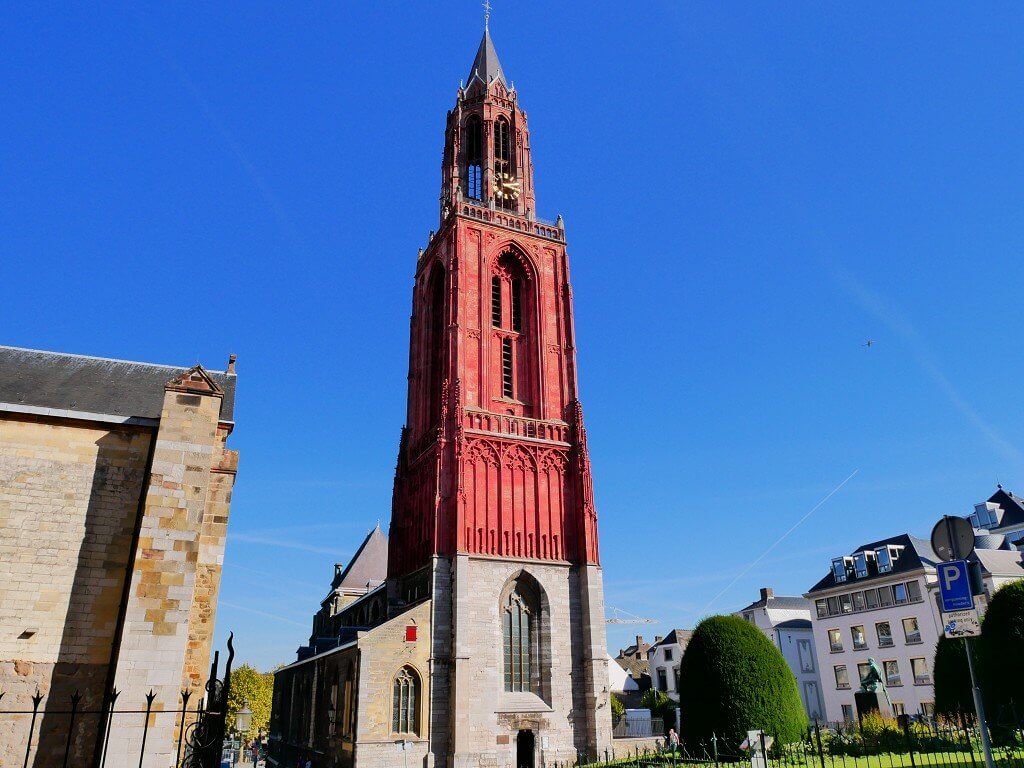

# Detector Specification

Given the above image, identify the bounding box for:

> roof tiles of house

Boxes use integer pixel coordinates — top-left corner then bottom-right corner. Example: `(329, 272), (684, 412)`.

(806, 533), (939, 595)
(331, 524), (389, 591)
(774, 618), (813, 630)
(0, 345), (236, 423)
(737, 594), (811, 613)
(649, 629), (693, 650)
(614, 655), (649, 680)
(973, 548), (1024, 577)
(985, 488), (1024, 532)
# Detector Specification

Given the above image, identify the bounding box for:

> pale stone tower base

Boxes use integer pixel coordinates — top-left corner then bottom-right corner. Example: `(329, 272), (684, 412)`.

(434, 555), (612, 768)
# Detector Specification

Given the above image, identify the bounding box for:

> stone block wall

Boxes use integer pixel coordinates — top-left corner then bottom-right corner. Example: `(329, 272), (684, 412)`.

(446, 554), (609, 768)
(354, 600), (433, 768)
(0, 415), (152, 766)
(104, 384), (233, 768)
(182, 423), (237, 691)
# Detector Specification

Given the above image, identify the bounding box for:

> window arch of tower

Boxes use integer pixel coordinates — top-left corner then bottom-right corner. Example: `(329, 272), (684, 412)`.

(422, 262), (447, 432)
(493, 117), (516, 211)
(463, 115), (483, 201)
(490, 249), (536, 411)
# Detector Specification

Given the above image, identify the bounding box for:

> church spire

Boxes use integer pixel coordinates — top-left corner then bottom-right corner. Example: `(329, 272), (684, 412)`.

(467, 27), (506, 86)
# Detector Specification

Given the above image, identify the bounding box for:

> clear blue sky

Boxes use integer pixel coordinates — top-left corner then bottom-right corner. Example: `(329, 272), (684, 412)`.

(4, 3), (1023, 670)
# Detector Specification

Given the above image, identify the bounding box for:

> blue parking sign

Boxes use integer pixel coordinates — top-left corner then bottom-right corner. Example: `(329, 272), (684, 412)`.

(938, 560), (974, 612)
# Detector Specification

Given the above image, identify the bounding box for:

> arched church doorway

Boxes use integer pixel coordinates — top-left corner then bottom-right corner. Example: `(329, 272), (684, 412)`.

(516, 729), (535, 768)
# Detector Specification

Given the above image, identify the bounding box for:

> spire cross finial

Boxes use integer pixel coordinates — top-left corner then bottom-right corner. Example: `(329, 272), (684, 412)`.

(483, 0), (492, 31)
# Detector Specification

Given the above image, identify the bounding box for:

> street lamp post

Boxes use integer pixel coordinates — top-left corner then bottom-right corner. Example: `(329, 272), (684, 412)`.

(235, 704), (253, 765)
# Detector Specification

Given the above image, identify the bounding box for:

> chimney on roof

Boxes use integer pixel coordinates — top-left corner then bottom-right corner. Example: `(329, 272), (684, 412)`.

(760, 587), (774, 601)
(655, 635), (664, 643)
(227, 354), (237, 374)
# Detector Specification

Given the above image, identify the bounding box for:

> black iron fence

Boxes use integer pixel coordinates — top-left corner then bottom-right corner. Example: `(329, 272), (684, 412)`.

(554, 714), (1024, 768)
(0, 635), (235, 768)
(1, 688), (212, 767)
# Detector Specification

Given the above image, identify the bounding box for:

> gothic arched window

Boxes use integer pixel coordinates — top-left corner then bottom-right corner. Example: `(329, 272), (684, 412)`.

(425, 264), (446, 426)
(492, 251), (534, 408)
(392, 666), (420, 735)
(494, 117), (515, 210)
(465, 115), (483, 200)
(502, 577), (540, 692)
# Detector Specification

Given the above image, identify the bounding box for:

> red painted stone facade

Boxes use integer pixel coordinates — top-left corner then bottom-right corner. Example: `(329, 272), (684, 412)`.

(388, 61), (599, 579)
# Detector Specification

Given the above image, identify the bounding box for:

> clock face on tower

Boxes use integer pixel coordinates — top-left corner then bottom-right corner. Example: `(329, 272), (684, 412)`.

(493, 171), (520, 202)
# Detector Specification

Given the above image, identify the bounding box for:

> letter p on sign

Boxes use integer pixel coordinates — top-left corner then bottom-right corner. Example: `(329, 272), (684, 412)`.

(938, 560), (973, 612)
(942, 564), (960, 591)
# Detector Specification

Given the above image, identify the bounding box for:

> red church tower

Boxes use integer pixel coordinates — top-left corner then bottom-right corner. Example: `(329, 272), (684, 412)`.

(388, 29), (599, 582)
(387, 24), (611, 768)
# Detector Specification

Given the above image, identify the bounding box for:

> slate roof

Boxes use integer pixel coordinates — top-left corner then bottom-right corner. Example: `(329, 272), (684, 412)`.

(985, 488), (1024, 532)
(614, 655), (649, 680)
(649, 628), (693, 650)
(806, 533), (939, 595)
(973, 548), (1024, 577)
(775, 618), (812, 630)
(738, 594), (811, 613)
(467, 29), (506, 86)
(331, 524), (389, 591)
(0, 345), (236, 423)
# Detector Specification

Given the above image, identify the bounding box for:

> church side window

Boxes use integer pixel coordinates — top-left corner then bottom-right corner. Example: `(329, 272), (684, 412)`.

(501, 338), (514, 399)
(503, 583), (537, 692)
(392, 666), (419, 735)
(465, 115), (483, 200)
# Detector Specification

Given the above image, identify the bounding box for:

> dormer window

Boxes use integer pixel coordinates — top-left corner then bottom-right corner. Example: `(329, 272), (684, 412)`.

(853, 552), (872, 579)
(832, 557), (853, 583)
(973, 503), (1000, 529)
(875, 545), (902, 574)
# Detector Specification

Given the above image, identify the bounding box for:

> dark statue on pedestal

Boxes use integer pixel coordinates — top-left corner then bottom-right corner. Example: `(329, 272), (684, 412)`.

(854, 657), (894, 720)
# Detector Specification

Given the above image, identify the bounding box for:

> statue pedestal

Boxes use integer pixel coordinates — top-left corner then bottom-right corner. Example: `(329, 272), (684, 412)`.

(855, 690), (893, 720)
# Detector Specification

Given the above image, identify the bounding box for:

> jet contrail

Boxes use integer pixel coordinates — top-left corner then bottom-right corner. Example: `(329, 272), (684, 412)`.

(700, 468), (860, 614)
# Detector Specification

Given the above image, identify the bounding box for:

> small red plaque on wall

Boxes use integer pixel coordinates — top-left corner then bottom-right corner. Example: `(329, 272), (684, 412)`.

(405, 625), (417, 642)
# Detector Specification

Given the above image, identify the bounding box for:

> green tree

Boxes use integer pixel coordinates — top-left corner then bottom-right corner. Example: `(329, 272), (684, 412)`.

(611, 694), (626, 721)
(227, 664), (274, 737)
(677, 615), (807, 750)
(640, 688), (678, 735)
(978, 580), (1024, 723)
(933, 636), (974, 719)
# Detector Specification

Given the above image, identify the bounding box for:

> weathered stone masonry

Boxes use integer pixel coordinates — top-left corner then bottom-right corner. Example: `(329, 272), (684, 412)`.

(0, 346), (237, 767)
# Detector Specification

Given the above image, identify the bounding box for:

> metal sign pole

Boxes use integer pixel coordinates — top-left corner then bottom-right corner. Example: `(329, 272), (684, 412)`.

(943, 515), (994, 768)
(964, 639), (994, 768)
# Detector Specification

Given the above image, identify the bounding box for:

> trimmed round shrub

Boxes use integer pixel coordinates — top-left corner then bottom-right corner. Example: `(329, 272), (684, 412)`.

(677, 615), (808, 751)
(978, 580), (1024, 722)
(933, 635), (974, 719)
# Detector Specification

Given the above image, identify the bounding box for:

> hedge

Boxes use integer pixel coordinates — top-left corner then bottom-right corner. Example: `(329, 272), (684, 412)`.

(677, 615), (807, 750)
